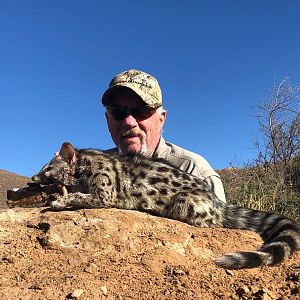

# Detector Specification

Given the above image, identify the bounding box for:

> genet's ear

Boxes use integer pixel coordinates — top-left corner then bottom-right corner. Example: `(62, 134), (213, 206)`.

(59, 142), (76, 164)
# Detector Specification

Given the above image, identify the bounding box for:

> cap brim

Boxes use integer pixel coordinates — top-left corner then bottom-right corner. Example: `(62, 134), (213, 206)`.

(102, 84), (159, 108)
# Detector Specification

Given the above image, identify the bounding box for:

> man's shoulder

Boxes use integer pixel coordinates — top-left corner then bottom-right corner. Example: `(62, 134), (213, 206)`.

(155, 138), (210, 165)
(166, 141), (209, 163)
(154, 138), (219, 179)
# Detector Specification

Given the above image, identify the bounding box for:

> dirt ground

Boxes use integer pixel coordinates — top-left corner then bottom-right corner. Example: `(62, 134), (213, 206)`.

(0, 207), (300, 300)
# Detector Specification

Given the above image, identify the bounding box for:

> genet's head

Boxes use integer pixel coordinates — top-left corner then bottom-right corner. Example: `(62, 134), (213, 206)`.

(102, 69), (166, 156)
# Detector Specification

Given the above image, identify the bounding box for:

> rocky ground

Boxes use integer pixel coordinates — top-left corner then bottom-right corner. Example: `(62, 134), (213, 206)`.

(0, 170), (300, 300)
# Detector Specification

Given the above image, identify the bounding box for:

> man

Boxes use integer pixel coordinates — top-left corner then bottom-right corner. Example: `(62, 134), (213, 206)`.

(102, 69), (226, 202)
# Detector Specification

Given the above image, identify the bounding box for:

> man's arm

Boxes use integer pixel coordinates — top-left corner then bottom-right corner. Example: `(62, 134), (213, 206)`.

(203, 175), (226, 202)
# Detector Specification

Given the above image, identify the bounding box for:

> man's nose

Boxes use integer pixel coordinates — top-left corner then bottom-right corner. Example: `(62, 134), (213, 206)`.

(122, 114), (138, 126)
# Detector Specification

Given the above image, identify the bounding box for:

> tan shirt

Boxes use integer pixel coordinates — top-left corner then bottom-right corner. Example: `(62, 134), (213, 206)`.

(153, 138), (226, 202)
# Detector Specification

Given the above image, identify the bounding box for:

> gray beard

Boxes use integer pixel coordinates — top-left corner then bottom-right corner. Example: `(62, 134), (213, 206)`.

(118, 142), (148, 156)
(118, 128), (148, 156)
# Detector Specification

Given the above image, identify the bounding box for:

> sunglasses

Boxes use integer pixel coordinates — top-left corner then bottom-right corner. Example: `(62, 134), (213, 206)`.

(105, 105), (157, 121)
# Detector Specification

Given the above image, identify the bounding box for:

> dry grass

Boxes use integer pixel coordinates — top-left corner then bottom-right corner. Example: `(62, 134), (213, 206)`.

(219, 159), (300, 222)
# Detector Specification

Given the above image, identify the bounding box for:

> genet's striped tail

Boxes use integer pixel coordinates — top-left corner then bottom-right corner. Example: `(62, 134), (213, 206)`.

(215, 204), (300, 269)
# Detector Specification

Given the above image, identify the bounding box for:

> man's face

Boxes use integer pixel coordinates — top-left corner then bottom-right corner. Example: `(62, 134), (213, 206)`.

(105, 88), (166, 156)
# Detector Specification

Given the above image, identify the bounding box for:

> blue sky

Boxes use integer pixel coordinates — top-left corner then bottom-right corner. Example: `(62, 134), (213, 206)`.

(1, 1), (300, 177)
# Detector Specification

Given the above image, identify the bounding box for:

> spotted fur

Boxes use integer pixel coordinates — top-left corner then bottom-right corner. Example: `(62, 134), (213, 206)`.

(32, 142), (300, 269)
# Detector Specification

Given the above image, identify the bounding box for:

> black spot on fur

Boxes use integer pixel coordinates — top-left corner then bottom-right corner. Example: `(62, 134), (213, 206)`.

(187, 204), (195, 217)
(141, 199), (150, 209)
(131, 191), (143, 198)
(140, 171), (147, 178)
(156, 199), (165, 206)
(111, 161), (121, 193)
(205, 219), (214, 227)
(129, 169), (136, 177)
(159, 188), (168, 195)
(194, 178), (205, 187)
(183, 186), (191, 191)
(196, 212), (208, 219)
(92, 172), (100, 179)
(147, 190), (157, 196)
(83, 170), (93, 178)
(192, 190), (201, 195)
(177, 198), (186, 204)
(96, 188), (104, 195)
(122, 165), (129, 174)
(209, 208), (215, 217)
(157, 166), (170, 173)
(171, 169), (181, 177)
(182, 174), (191, 180)
(163, 177), (169, 184)
(138, 162), (151, 169)
(171, 181), (181, 187)
(149, 177), (163, 185)
(97, 163), (104, 168)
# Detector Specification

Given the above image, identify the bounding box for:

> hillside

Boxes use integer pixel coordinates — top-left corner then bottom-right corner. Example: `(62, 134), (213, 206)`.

(0, 169), (30, 208)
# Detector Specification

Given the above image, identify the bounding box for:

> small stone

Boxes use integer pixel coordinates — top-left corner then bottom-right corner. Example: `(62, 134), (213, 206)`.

(100, 285), (108, 295)
(84, 262), (98, 274)
(225, 269), (234, 276)
(236, 285), (251, 298)
(70, 289), (84, 299)
(242, 285), (250, 294)
(3, 255), (15, 263)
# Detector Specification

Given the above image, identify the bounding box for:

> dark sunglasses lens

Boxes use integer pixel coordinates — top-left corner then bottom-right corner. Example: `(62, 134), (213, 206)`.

(106, 106), (155, 121)
(107, 108), (127, 121)
(132, 107), (154, 119)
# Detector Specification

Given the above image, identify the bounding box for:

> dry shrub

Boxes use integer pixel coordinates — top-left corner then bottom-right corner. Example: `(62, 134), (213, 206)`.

(219, 159), (300, 222)
(220, 76), (300, 222)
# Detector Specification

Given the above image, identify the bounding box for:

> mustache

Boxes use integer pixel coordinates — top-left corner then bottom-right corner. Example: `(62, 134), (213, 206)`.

(121, 128), (146, 141)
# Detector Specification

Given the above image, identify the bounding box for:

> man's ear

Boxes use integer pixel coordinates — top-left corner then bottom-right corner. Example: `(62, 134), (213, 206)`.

(105, 111), (113, 134)
(105, 111), (109, 124)
(59, 142), (76, 164)
(159, 110), (167, 127)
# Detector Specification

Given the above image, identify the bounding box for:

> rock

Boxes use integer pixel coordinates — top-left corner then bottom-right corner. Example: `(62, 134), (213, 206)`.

(0, 207), (299, 299)
(100, 285), (108, 295)
(69, 289), (84, 299)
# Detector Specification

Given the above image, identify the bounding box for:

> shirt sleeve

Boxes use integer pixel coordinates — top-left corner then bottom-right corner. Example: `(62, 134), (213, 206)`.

(204, 175), (226, 202)
(187, 161), (226, 202)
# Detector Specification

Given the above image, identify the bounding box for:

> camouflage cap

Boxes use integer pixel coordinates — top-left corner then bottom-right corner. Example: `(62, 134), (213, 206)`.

(102, 69), (162, 108)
